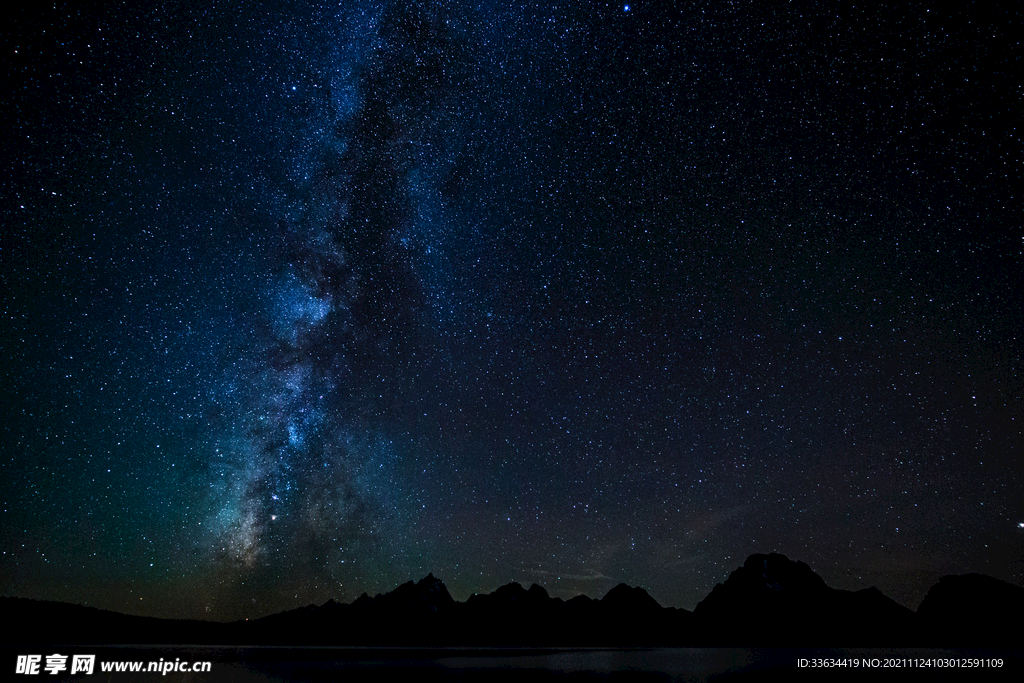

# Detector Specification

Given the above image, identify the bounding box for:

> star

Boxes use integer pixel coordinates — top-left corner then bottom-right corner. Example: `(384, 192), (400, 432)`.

(4, 0), (1020, 625)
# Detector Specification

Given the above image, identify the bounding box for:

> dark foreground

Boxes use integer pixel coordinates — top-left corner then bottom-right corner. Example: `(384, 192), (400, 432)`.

(4, 646), (1022, 682)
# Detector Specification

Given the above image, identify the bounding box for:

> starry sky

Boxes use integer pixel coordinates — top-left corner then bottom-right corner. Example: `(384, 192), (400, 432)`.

(2, 1), (1021, 622)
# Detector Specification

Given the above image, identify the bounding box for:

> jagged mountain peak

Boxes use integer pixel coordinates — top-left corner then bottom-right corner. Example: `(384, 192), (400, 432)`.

(694, 553), (832, 620)
(527, 583), (550, 600)
(739, 553), (830, 593)
(602, 583), (662, 611)
(383, 574), (455, 609)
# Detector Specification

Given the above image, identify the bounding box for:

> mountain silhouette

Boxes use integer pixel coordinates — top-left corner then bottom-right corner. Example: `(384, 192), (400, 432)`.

(917, 573), (1024, 645)
(3, 553), (1018, 646)
(694, 553), (917, 645)
(375, 573), (456, 614)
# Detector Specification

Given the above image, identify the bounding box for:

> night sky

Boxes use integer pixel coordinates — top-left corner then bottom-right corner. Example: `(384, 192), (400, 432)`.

(2, 1), (1021, 622)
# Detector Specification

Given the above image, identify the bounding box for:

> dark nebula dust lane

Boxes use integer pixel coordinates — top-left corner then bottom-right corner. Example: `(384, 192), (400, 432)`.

(1, 1), (1021, 621)
(198, 2), (486, 615)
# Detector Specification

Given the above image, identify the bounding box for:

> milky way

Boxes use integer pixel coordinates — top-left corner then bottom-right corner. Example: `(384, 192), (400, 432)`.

(2, 1), (1021, 621)
(201, 3), (479, 612)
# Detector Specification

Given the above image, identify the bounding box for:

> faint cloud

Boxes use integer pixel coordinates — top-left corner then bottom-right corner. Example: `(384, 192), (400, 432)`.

(525, 568), (613, 582)
(683, 505), (750, 540)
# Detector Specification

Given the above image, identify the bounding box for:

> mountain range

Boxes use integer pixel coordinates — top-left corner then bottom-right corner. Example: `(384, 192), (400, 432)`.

(5, 553), (1021, 646)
